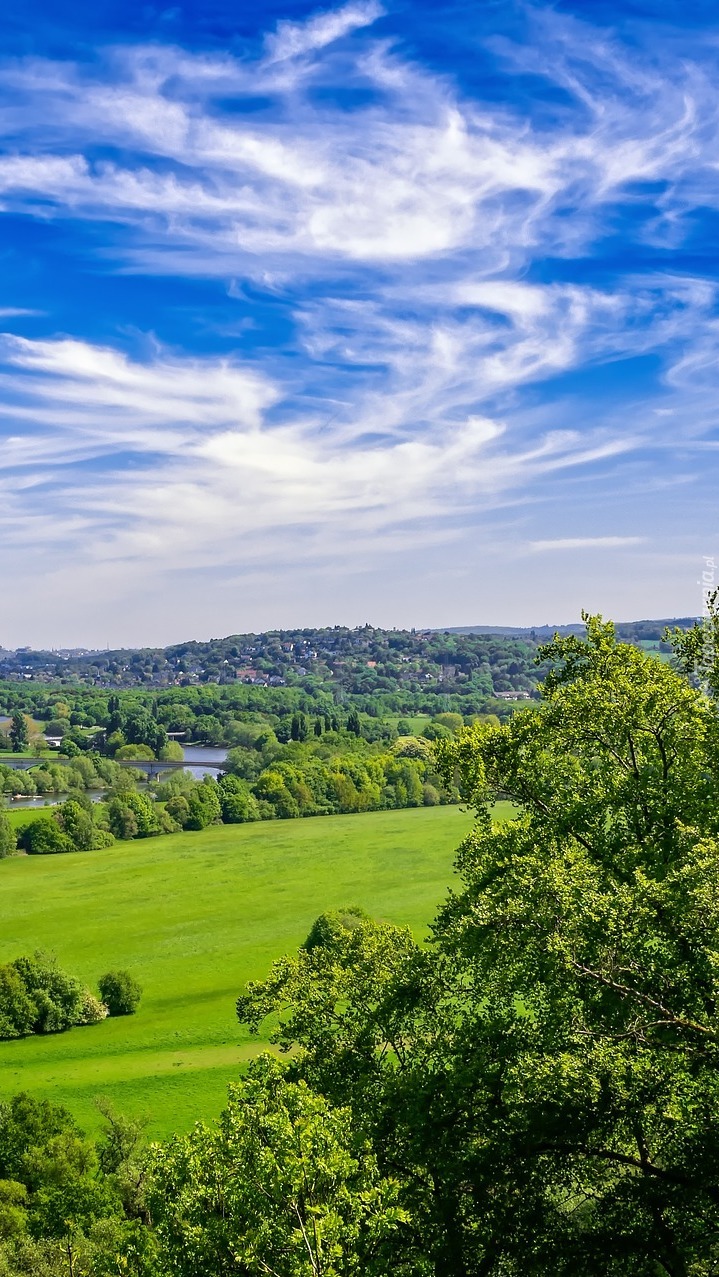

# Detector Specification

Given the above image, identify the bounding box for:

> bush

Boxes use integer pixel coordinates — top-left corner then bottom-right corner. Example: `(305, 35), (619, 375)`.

(165, 794), (191, 828)
(0, 809), (16, 858)
(75, 992), (109, 1025)
(114, 744), (155, 761)
(18, 820), (74, 857)
(422, 782), (441, 805)
(98, 971), (142, 1017)
(105, 798), (139, 840)
(0, 955), (102, 1039)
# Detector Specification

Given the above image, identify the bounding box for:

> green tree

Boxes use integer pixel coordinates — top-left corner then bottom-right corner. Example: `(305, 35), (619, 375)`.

(346, 710), (362, 737)
(240, 617), (719, 1276)
(9, 715), (28, 753)
(17, 820), (74, 857)
(0, 808), (16, 859)
(105, 798), (139, 840)
(217, 774), (259, 824)
(53, 800), (95, 853)
(97, 971), (142, 1017)
(290, 711), (310, 742)
(148, 1056), (407, 1277)
(184, 779), (222, 830)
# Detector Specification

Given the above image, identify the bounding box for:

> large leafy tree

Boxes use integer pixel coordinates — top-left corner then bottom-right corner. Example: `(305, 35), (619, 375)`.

(240, 617), (719, 1275)
(148, 1055), (408, 1277)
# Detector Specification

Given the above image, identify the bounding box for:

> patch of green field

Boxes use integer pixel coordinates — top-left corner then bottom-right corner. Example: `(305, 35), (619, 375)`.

(386, 714), (432, 733)
(0, 805), (501, 1137)
(5, 806), (57, 830)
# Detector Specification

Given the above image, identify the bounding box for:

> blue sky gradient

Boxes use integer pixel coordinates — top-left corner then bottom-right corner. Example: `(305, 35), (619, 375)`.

(0, 0), (716, 646)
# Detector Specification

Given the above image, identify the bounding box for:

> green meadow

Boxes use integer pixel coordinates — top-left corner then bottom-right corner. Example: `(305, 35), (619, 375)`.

(0, 804), (496, 1137)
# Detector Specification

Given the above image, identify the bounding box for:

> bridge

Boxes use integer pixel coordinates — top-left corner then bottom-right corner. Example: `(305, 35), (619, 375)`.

(116, 759), (227, 779)
(0, 757), (46, 772)
(0, 756), (227, 779)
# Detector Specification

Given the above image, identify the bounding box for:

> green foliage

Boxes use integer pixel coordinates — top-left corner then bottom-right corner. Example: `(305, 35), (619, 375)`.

(0, 1094), (152, 1275)
(346, 709), (362, 736)
(114, 744), (155, 761)
(17, 820), (73, 857)
(53, 800), (95, 853)
(0, 956), (100, 1040)
(184, 779), (221, 831)
(239, 617), (719, 1275)
(105, 797), (139, 840)
(216, 774), (259, 824)
(432, 712), (464, 734)
(8, 717), (28, 754)
(302, 907), (371, 953)
(97, 972), (142, 1018)
(0, 811), (15, 860)
(148, 1055), (408, 1277)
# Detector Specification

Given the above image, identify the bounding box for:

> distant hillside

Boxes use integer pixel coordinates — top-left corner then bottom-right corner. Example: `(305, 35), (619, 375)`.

(0, 617), (698, 694)
(439, 618), (698, 641)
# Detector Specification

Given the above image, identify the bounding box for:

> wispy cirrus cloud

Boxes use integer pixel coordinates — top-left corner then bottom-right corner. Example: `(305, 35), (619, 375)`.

(0, 1), (717, 641)
(264, 0), (384, 62)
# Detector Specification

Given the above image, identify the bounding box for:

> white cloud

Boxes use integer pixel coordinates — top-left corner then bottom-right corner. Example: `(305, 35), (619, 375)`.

(0, 6), (717, 639)
(530, 537), (647, 552)
(264, 1), (384, 63)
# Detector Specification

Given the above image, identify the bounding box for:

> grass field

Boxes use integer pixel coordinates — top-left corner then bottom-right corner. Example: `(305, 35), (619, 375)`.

(5, 806), (57, 829)
(0, 804), (492, 1137)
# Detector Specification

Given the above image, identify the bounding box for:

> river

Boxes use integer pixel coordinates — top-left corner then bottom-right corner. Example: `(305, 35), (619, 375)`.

(5, 743), (229, 808)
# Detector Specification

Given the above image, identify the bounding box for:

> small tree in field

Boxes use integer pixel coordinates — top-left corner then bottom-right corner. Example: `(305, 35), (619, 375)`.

(9, 713), (28, 752)
(98, 971), (142, 1017)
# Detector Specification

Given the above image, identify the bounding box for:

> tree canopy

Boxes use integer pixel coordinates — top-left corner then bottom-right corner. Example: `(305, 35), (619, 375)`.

(236, 615), (719, 1275)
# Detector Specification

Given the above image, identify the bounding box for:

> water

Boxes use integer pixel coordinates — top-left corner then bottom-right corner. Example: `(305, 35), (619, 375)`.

(2, 745), (228, 808)
(180, 744), (228, 779)
(7, 792), (107, 809)
(7, 794), (63, 809)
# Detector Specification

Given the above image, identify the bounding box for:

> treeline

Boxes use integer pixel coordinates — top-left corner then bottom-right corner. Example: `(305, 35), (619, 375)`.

(0, 727), (457, 857)
(0, 754), (141, 799)
(0, 678), (519, 761)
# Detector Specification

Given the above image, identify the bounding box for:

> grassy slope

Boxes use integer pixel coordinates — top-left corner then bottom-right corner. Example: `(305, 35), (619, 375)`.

(0, 804), (491, 1137)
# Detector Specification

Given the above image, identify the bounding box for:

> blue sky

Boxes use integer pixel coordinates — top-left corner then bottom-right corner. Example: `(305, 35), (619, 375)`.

(0, 0), (717, 646)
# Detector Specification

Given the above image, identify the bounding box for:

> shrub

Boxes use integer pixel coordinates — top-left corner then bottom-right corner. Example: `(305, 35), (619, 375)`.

(165, 795), (191, 828)
(98, 971), (142, 1017)
(105, 799), (139, 840)
(0, 809), (16, 858)
(422, 782), (441, 805)
(18, 820), (74, 857)
(75, 992), (109, 1025)
(0, 955), (98, 1039)
(91, 828), (116, 850)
